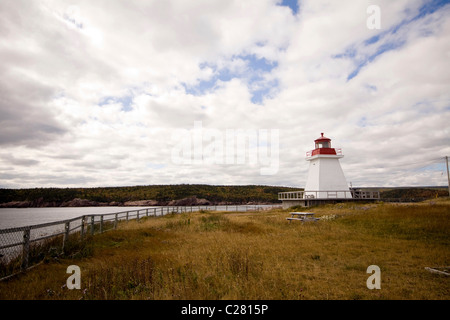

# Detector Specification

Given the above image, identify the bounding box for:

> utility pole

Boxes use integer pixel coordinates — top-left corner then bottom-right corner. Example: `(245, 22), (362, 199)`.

(446, 156), (450, 197)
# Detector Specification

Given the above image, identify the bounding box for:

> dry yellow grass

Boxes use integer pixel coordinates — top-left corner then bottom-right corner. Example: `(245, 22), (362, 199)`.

(0, 199), (449, 300)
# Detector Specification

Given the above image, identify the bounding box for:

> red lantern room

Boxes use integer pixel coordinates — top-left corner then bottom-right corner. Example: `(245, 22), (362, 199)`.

(306, 133), (342, 157)
(313, 133), (335, 155)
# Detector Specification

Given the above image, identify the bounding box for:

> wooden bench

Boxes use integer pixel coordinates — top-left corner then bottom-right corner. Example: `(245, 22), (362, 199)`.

(286, 212), (319, 224)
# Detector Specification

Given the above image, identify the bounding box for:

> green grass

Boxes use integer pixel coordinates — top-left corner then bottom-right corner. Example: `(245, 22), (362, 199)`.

(0, 199), (449, 300)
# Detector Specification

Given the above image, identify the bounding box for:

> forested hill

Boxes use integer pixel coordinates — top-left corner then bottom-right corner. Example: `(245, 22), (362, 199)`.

(379, 187), (448, 200)
(0, 184), (300, 207)
(1, 185), (446, 208)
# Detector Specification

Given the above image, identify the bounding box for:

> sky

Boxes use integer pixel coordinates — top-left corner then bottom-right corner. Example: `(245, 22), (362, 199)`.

(0, 0), (449, 189)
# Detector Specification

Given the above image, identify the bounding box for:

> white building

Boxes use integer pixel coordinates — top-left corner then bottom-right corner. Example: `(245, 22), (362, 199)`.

(304, 133), (352, 199)
(278, 133), (380, 207)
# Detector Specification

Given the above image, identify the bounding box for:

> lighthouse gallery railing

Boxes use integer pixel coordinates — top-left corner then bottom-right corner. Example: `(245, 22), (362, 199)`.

(278, 190), (380, 200)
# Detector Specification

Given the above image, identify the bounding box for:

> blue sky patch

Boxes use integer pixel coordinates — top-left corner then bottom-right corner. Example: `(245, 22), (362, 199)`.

(146, 162), (166, 170)
(342, 0), (449, 81)
(414, 162), (446, 173)
(251, 79), (279, 104)
(99, 95), (133, 112)
(243, 54), (278, 72)
(277, 0), (299, 15)
(414, 0), (449, 20)
(357, 116), (368, 127)
(184, 54), (279, 104)
(364, 84), (377, 92)
(346, 39), (406, 80)
(332, 47), (357, 59)
(364, 34), (382, 46)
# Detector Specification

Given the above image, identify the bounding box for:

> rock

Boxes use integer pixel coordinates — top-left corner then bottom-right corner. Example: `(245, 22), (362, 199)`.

(166, 196), (211, 206)
(168, 196), (197, 206)
(61, 198), (100, 207)
(123, 200), (158, 206)
(195, 198), (211, 206)
(0, 197), (218, 208)
(0, 201), (31, 208)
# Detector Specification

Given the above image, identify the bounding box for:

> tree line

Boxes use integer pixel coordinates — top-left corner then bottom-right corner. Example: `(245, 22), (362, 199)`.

(0, 184), (299, 205)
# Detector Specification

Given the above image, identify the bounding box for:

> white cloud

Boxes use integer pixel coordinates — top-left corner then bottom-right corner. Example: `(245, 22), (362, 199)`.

(0, 0), (449, 189)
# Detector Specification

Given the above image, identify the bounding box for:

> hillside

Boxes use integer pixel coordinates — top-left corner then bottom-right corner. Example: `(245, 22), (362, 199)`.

(1, 185), (447, 208)
(0, 184), (300, 207)
(380, 187), (448, 200)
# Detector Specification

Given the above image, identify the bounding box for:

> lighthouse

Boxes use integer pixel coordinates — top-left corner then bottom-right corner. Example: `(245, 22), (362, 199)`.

(304, 133), (352, 199)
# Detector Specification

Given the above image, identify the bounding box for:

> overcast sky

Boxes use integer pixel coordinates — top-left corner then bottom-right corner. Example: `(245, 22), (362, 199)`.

(0, 0), (449, 189)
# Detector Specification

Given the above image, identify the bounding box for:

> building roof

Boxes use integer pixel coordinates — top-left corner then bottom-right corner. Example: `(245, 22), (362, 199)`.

(314, 132), (331, 142)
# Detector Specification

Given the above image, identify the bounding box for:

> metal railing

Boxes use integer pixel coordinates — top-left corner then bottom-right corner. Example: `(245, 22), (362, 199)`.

(305, 148), (343, 158)
(0, 204), (280, 279)
(278, 190), (380, 200)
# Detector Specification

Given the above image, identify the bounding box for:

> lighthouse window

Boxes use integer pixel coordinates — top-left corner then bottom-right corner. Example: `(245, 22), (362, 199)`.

(316, 141), (330, 148)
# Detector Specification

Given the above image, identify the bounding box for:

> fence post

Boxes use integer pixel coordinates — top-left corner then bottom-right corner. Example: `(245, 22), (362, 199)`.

(21, 228), (31, 271)
(114, 213), (118, 229)
(137, 210), (140, 222)
(154, 208), (156, 216)
(80, 216), (85, 239)
(146, 209), (149, 217)
(100, 215), (104, 233)
(90, 216), (95, 235)
(62, 221), (70, 252)
(126, 211), (129, 221)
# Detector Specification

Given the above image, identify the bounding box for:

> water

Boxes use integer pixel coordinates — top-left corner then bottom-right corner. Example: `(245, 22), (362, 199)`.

(0, 205), (279, 230)
(0, 205), (279, 266)
(0, 206), (156, 230)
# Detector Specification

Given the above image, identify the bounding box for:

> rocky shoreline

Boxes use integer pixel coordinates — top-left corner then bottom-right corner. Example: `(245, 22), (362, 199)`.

(0, 196), (273, 208)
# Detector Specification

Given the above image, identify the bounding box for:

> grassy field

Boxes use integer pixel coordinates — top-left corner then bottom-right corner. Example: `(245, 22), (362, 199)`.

(0, 199), (449, 300)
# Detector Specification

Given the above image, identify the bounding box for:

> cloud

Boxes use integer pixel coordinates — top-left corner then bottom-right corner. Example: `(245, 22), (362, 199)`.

(0, 0), (449, 189)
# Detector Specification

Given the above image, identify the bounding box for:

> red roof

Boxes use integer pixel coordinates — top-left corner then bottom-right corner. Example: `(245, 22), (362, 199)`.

(314, 132), (331, 142)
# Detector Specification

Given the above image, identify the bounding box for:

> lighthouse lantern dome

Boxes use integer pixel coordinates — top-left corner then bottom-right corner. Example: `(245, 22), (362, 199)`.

(310, 133), (337, 156)
(314, 133), (331, 149)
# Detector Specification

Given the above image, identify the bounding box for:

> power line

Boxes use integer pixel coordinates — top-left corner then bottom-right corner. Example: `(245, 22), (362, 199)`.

(345, 156), (448, 185)
(345, 157), (445, 172)
(377, 157), (445, 169)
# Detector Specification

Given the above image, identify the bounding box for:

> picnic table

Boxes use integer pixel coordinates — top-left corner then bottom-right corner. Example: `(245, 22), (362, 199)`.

(286, 212), (319, 224)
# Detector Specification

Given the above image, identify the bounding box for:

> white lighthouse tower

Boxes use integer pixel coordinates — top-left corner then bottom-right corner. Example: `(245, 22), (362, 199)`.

(304, 133), (352, 199)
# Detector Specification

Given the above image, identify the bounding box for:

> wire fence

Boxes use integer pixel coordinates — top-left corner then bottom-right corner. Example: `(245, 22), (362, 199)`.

(0, 204), (280, 280)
